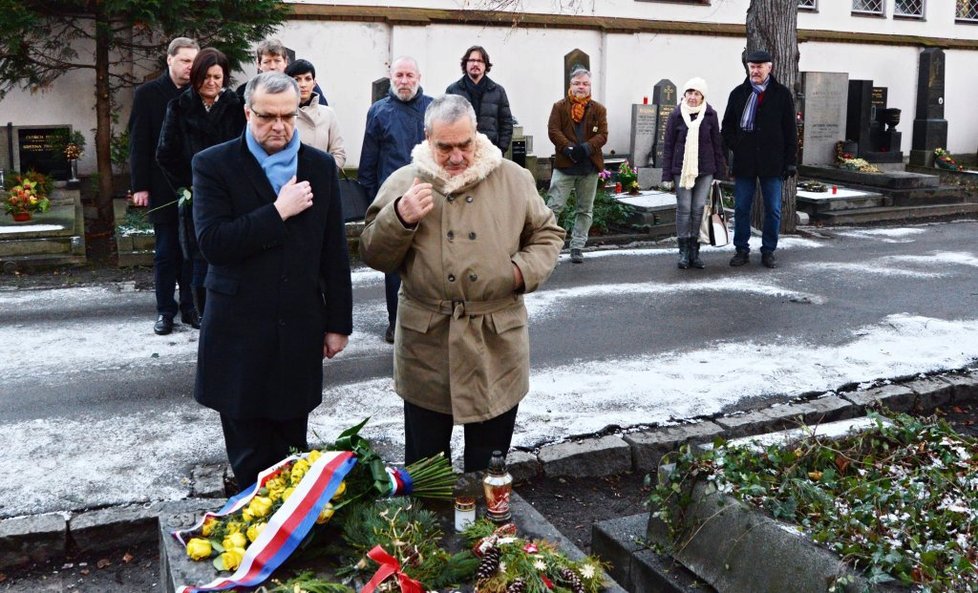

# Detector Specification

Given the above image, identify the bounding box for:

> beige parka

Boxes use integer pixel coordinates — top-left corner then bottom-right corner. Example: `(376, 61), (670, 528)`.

(359, 133), (564, 423)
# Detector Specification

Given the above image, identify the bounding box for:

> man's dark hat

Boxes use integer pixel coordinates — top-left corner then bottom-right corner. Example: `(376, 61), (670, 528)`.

(745, 49), (773, 63)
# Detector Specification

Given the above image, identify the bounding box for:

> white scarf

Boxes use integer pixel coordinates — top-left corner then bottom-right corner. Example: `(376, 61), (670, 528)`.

(410, 131), (502, 195)
(678, 100), (706, 190)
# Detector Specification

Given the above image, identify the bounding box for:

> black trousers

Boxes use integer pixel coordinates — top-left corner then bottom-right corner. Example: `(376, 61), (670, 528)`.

(403, 401), (519, 473)
(220, 414), (308, 492)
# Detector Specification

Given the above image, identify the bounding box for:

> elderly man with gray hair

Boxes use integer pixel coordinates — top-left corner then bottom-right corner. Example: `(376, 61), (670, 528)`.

(545, 67), (608, 264)
(359, 94), (564, 472)
(192, 72), (353, 490)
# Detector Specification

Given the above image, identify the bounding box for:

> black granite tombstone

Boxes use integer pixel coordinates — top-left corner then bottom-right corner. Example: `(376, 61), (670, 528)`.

(16, 126), (70, 179)
(371, 78), (390, 104)
(910, 48), (948, 166)
(846, 80), (873, 156)
(650, 80), (677, 168)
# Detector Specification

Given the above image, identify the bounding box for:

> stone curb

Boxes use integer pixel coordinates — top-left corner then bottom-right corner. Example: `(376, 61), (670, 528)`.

(2, 368), (975, 572)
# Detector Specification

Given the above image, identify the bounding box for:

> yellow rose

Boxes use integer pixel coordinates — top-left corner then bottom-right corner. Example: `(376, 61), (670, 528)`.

(332, 481), (346, 500)
(241, 507), (254, 523)
(265, 476), (285, 492)
(282, 486), (295, 501)
(307, 450), (322, 464)
(201, 517), (217, 537)
(218, 548), (245, 571)
(248, 496), (273, 519)
(225, 520), (243, 534)
(291, 459), (310, 483)
(186, 537), (212, 561)
(222, 531), (247, 551)
(316, 502), (335, 525)
(246, 522), (267, 543)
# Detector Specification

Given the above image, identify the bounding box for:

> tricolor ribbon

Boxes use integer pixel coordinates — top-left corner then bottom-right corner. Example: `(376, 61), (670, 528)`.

(174, 450), (356, 593)
(361, 545), (425, 593)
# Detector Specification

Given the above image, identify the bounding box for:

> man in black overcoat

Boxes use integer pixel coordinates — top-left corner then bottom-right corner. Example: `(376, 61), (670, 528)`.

(128, 37), (199, 335)
(192, 72), (353, 490)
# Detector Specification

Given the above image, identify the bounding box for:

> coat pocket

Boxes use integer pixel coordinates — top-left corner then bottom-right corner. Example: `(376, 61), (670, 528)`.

(204, 272), (239, 295)
(399, 299), (436, 334)
(489, 307), (527, 335)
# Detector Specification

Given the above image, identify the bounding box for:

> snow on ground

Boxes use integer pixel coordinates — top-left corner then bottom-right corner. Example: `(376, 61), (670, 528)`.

(1, 226), (977, 517)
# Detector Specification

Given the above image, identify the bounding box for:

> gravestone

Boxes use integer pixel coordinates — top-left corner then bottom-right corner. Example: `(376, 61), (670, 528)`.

(650, 79), (677, 168)
(845, 80), (873, 156)
(909, 47), (948, 167)
(870, 87), (887, 123)
(371, 78), (390, 104)
(628, 104), (658, 169)
(563, 49), (590, 93)
(800, 72), (848, 166)
(15, 126), (70, 179)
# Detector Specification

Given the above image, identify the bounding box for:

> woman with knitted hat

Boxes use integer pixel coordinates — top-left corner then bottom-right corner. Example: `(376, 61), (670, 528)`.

(660, 77), (726, 269)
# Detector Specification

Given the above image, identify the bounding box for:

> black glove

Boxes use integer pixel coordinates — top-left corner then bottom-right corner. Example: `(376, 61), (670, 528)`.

(782, 165), (797, 180)
(563, 146), (577, 162)
(570, 144), (588, 163)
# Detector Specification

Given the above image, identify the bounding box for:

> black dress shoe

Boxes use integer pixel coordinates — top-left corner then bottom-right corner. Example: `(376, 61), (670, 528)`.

(761, 252), (778, 268)
(182, 310), (201, 329)
(384, 324), (395, 344)
(154, 314), (174, 335)
(729, 251), (750, 267)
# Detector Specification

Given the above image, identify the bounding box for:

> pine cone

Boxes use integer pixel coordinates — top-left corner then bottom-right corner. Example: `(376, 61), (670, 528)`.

(560, 568), (584, 593)
(507, 577), (526, 593)
(476, 545), (501, 579)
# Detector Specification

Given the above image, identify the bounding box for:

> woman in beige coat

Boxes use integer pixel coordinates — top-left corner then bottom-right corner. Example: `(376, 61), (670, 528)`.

(360, 94), (564, 472)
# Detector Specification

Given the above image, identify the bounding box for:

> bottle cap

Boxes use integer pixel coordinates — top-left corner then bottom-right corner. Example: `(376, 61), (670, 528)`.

(488, 450), (506, 474)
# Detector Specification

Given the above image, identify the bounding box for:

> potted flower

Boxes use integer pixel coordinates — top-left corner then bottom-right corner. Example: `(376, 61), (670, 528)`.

(3, 176), (50, 222)
(61, 130), (85, 183)
(617, 160), (640, 195)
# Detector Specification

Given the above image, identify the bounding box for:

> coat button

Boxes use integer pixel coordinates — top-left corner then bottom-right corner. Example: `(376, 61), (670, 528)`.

(469, 273), (478, 281)
(447, 230), (455, 240)
(448, 274), (456, 282)
(465, 196), (474, 203)
(279, 320), (286, 327)
(469, 232), (477, 240)
(447, 195), (456, 202)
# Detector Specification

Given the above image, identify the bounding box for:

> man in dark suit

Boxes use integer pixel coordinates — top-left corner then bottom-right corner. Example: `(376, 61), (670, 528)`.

(191, 72), (353, 490)
(128, 37), (199, 335)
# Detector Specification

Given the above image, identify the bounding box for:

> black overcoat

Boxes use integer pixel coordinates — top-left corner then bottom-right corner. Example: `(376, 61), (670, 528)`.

(128, 73), (184, 224)
(191, 135), (353, 420)
(720, 74), (798, 178)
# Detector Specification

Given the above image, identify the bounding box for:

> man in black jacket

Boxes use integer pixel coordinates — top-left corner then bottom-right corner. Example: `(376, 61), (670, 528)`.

(128, 37), (198, 335)
(445, 46), (514, 154)
(192, 72), (353, 490)
(721, 49), (798, 269)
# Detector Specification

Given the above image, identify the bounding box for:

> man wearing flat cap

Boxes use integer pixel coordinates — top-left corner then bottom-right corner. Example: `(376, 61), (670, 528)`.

(721, 49), (797, 269)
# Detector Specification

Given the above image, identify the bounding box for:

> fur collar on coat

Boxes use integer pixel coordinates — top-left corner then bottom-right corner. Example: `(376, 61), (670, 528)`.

(410, 131), (503, 195)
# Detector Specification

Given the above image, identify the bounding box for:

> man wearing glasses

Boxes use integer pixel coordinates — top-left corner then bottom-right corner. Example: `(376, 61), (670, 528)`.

(445, 46), (514, 155)
(191, 72), (353, 491)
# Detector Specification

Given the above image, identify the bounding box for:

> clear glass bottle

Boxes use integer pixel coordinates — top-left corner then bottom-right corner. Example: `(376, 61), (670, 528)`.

(483, 450), (513, 523)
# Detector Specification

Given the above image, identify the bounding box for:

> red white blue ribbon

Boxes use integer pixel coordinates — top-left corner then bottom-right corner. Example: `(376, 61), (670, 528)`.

(173, 450), (356, 593)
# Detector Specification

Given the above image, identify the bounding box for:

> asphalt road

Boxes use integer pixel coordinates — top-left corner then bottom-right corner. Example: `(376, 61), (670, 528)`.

(1, 220), (977, 517)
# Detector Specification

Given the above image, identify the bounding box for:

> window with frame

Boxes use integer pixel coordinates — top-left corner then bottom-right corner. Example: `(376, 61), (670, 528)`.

(852, 0), (884, 15)
(957, 0), (978, 21)
(894, 0), (924, 17)
(798, 0), (817, 9)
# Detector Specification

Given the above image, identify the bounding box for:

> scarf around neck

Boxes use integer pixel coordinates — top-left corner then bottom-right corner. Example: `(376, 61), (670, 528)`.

(679, 101), (706, 190)
(567, 90), (591, 123)
(245, 125), (301, 194)
(739, 76), (769, 132)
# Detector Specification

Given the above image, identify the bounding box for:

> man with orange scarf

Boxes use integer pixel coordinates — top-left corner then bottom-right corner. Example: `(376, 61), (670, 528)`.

(545, 68), (608, 263)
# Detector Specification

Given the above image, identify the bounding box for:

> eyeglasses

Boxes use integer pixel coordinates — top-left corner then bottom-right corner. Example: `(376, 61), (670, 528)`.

(466, 59), (485, 64)
(251, 110), (298, 124)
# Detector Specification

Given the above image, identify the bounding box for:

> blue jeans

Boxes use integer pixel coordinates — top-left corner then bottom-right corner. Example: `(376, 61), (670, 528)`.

(674, 174), (713, 239)
(153, 222), (193, 317)
(733, 176), (782, 254)
(546, 169), (599, 250)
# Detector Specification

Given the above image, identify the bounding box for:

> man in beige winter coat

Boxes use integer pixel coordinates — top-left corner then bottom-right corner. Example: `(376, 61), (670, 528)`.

(360, 94), (564, 472)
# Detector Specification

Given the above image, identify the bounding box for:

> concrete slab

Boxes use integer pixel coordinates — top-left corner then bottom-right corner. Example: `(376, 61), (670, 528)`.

(0, 513), (66, 570)
(714, 395), (853, 437)
(190, 463), (227, 499)
(904, 375), (954, 411)
(842, 383), (916, 412)
(591, 513), (647, 590)
(69, 504), (158, 553)
(624, 422), (725, 473)
(539, 435), (632, 478)
(508, 450), (543, 484)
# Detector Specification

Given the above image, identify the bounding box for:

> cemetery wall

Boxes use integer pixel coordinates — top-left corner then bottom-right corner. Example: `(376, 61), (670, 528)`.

(2, 0), (976, 177)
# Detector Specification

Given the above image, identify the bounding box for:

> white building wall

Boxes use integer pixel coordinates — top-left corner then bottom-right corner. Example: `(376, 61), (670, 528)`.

(2, 0), (976, 176)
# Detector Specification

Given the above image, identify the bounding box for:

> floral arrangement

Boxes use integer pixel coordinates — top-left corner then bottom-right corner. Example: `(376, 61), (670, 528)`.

(834, 141), (881, 173)
(649, 412), (978, 592)
(796, 180), (827, 193)
(616, 161), (640, 193)
(933, 148), (964, 172)
(463, 520), (607, 593)
(3, 172), (51, 217)
(597, 169), (613, 183)
(59, 130), (85, 160)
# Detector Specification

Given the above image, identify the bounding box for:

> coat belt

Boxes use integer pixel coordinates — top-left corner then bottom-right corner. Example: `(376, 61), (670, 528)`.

(403, 292), (518, 320)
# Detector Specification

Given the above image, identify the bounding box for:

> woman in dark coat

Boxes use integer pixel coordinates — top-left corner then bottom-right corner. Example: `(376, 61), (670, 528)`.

(157, 47), (246, 320)
(660, 77), (726, 270)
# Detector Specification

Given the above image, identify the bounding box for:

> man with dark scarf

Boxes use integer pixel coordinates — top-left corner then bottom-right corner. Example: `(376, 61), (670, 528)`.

(721, 49), (798, 269)
(545, 68), (608, 264)
(445, 46), (514, 155)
